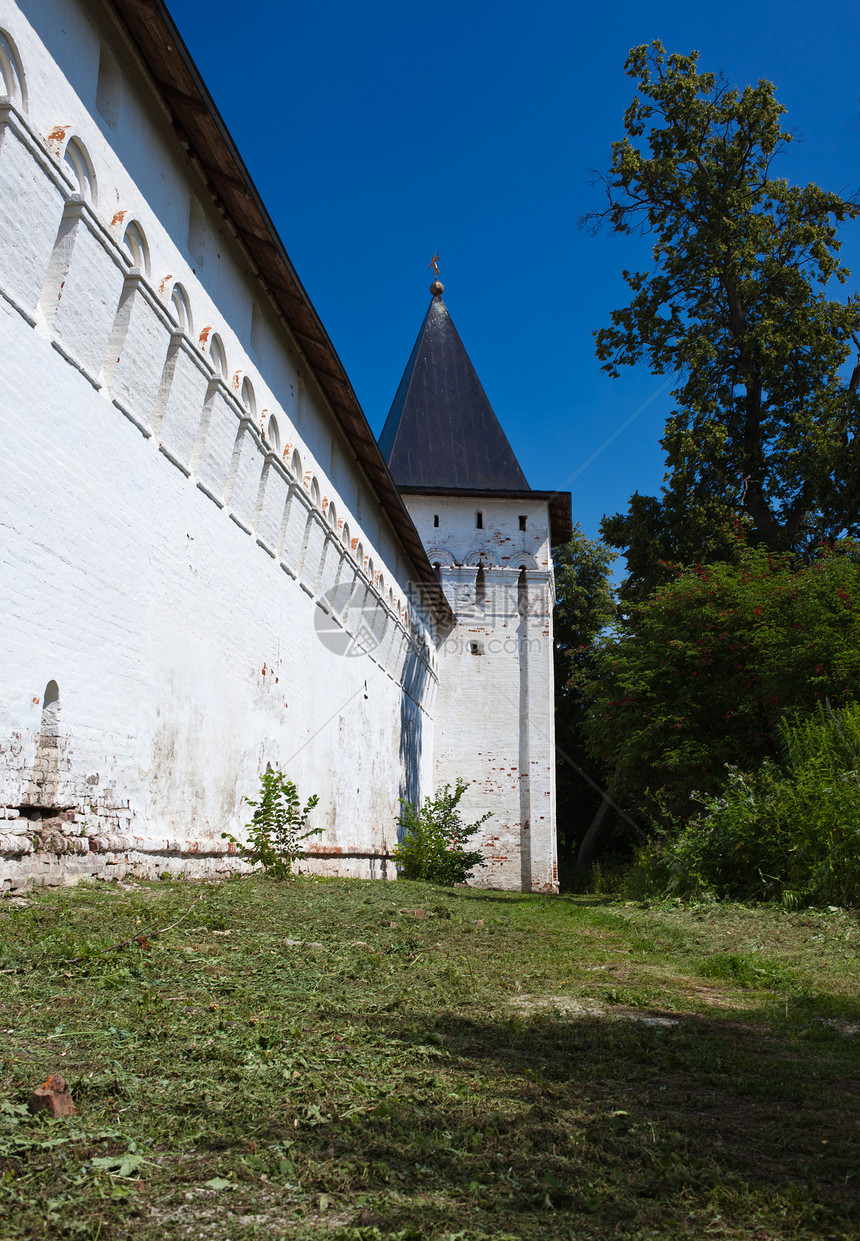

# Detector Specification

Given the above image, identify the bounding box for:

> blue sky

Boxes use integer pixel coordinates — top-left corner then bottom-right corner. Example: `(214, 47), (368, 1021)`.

(165, 0), (860, 555)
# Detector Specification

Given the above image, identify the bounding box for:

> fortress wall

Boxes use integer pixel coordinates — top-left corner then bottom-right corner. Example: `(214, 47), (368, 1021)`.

(0, 0), (437, 889)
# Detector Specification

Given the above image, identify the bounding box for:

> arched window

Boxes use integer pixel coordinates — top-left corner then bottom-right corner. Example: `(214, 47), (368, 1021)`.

(0, 30), (27, 110)
(208, 333), (227, 381)
(41, 680), (60, 736)
(290, 449), (302, 480)
(169, 283), (192, 334)
(265, 413), (280, 455)
(518, 567), (528, 616)
(475, 566), (486, 611)
(63, 136), (97, 204)
(122, 220), (150, 276)
(241, 376), (256, 418)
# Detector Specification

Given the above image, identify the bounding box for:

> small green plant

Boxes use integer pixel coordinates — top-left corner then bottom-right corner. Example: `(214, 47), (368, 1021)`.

(697, 951), (796, 991)
(223, 767), (320, 879)
(392, 778), (490, 885)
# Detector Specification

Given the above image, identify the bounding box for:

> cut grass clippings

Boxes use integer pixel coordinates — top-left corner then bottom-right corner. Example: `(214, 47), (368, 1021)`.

(0, 876), (858, 1240)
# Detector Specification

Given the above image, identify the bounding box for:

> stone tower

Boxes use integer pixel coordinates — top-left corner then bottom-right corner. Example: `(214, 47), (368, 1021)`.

(379, 277), (571, 892)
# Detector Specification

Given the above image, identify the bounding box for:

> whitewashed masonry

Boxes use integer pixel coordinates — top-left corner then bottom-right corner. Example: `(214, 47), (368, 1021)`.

(0, 0), (565, 894)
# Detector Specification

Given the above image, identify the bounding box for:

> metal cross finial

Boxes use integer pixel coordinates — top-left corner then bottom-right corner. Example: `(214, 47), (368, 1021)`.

(428, 253), (440, 279)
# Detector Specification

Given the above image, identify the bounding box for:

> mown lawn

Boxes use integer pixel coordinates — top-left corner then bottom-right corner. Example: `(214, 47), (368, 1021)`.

(0, 876), (858, 1240)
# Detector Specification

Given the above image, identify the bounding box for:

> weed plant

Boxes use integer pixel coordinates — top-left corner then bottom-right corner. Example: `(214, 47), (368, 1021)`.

(222, 768), (319, 879)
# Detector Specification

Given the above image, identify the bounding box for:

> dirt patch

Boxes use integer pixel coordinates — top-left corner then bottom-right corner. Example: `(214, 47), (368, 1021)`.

(510, 994), (680, 1027)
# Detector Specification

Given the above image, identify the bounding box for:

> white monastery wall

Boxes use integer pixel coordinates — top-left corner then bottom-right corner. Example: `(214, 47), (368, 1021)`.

(404, 495), (558, 893)
(0, 0), (439, 890)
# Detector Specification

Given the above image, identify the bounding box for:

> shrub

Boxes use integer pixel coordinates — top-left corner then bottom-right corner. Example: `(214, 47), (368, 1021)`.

(653, 702), (860, 906)
(392, 779), (491, 886)
(223, 767), (320, 879)
(580, 541), (860, 816)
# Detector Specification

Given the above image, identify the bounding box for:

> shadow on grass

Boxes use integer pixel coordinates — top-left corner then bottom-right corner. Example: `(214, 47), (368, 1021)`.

(290, 1005), (860, 1239)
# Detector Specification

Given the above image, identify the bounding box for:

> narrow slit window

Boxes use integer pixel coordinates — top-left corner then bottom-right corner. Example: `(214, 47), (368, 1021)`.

(476, 511), (483, 529)
(475, 566), (486, 610)
(519, 515), (527, 531)
(433, 514), (439, 527)
(518, 567), (528, 616)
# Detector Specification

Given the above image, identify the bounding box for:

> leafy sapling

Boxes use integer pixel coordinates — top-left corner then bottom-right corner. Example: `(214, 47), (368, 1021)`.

(392, 778), (491, 885)
(223, 767), (320, 879)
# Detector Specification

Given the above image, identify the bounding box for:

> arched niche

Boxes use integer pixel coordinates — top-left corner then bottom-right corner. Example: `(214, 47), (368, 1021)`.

(427, 547), (456, 568)
(122, 219), (150, 276)
(290, 449), (302, 480)
(207, 332), (227, 381)
(240, 375), (256, 418)
(41, 679), (60, 736)
(507, 551), (539, 571)
(169, 283), (192, 335)
(0, 30), (27, 110)
(264, 412), (280, 456)
(464, 548), (501, 569)
(63, 136), (97, 204)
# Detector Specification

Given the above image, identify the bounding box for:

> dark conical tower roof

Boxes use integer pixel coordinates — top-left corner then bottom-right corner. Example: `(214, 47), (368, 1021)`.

(378, 292), (530, 490)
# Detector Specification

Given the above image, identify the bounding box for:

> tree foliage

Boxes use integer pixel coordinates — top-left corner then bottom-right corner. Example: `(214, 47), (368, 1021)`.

(580, 542), (860, 815)
(552, 529), (617, 878)
(650, 702), (860, 907)
(588, 42), (860, 599)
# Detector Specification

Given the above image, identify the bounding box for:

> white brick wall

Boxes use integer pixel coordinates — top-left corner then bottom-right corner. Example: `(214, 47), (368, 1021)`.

(0, 0), (437, 889)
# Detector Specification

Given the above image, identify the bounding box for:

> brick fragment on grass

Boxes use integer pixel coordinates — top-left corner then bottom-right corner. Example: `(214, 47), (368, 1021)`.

(28, 1074), (76, 1117)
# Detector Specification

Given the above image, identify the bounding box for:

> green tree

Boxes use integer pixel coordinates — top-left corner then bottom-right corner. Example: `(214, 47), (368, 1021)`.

(580, 541), (860, 817)
(587, 42), (860, 600)
(552, 529), (617, 880)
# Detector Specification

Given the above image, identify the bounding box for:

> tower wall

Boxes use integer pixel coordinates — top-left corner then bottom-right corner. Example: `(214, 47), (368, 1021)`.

(404, 495), (559, 893)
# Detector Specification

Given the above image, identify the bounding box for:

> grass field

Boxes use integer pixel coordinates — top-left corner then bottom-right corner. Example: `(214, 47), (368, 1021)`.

(0, 876), (858, 1240)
